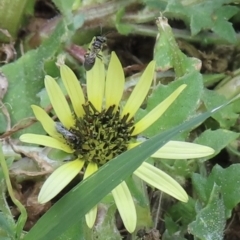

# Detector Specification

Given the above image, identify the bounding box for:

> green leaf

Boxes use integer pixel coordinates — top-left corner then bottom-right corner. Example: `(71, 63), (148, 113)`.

(137, 70), (203, 137)
(127, 176), (149, 207)
(166, 0), (238, 43)
(163, 198), (195, 238)
(115, 8), (134, 35)
(1, 20), (67, 136)
(142, 0), (167, 10)
(188, 184), (225, 240)
(209, 165), (240, 217)
(192, 173), (208, 203)
(212, 5), (238, 43)
(72, 14), (85, 30)
(162, 230), (187, 240)
(0, 145), (27, 239)
(164, 216), (180, 236)
(212, 19), (236, 44)
(56, 220), (85, 240)
(23, 107), (221, 240)
(194, 129), (240, 161)
(203, 89), (239, 128)
(0, 113), (7, 133)
(172, 159), (195, 178)
(0, 0), (34, 42)
(203, 74), (226, 88)
(52, 0), (75, 17)
(190, 1), (222, 35)
(193, 164), (240, 218)
(154, 16), (199, 77)
(53, 0), (85, 31)
(0, 212), (14, 238)
(167, 198), (196, 227)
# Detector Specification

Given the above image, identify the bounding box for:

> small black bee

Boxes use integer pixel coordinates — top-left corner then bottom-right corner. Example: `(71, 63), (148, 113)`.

(84, 36), (106, 71)
(55, 122), (80, 145)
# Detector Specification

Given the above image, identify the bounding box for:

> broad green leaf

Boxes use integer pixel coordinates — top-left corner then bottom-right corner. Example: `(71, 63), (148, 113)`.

(163, 198), (195, 238)
(1, 20), (67, 136)
(0, 212), (14, 238)
(166, 0), (220, 35)
(72, 14), (85, 30)
(192, 173), (208, 203)
(168, 198), (196, 227)
(188, 184), (225, 240)
(154, 16), (199, 77)
(162, 229), (187, 240)
(164, 216), (179, 236)
(52, 0), (76, 14)
(136, 70), (203, 137)
(190, 2), (221, 35)
(212, 5), (238, 43)
(194, 129), (240, 161)
(52, 0), (85, 30)
(208, 165), (240, 217)
(212, 18), (236, 44)
(202, 89), (238, 128)
(0, 0), (34, 42)
(172, 159), (195, 178)
(193, 164), (240, 218)
(166, 0), (238, 43)
(23, 105), (224, 240)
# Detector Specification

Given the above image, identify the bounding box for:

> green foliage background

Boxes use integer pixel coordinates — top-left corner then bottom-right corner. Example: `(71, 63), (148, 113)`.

(0, 0), (240, 239)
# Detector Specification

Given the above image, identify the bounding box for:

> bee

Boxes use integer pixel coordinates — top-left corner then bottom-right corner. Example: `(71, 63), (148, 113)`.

(83, 36), (106, 71)
(55, 122), (80, 145)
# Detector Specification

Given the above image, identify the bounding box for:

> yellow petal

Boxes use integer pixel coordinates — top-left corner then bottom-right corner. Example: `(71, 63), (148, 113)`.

(45, 75), (75, 129)
(38, 159), (84, 203)
(105, 52), (125, 111)
(86, 57), (105, 112)
(152, 140), (214, 159)
(127, 142), (140, 150)
(132, 84), (187, 135)
(121, 61), (155, 121)
(85, 207), (98, 229)
(84, 162), (98, 179)
(134, 162), (188, 202)
(84, 163), (98, 228)
(20, 134), (73, 153)
(112, 181), (136, 233)
(31, 105), (61, 140)
(60, 65), (85, 118)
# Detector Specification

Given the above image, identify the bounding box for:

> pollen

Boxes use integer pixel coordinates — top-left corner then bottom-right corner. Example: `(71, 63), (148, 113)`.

(66, 101), (135, 165)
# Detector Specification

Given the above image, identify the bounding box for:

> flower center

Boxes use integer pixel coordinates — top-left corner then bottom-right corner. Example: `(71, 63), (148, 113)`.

(67, 101), (135, 165)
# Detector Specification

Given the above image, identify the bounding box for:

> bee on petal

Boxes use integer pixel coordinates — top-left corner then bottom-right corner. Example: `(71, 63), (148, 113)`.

(83, 36), (106, 71)
(55, 122), (80, 145)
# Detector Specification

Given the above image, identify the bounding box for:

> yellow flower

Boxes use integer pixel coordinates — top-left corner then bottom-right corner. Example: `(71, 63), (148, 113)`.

(20, 52), (214, 233)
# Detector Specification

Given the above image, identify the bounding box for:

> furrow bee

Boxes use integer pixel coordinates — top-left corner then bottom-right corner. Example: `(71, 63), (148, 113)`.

(83, 36), (106, 71)
(55, 122), (80, 145)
